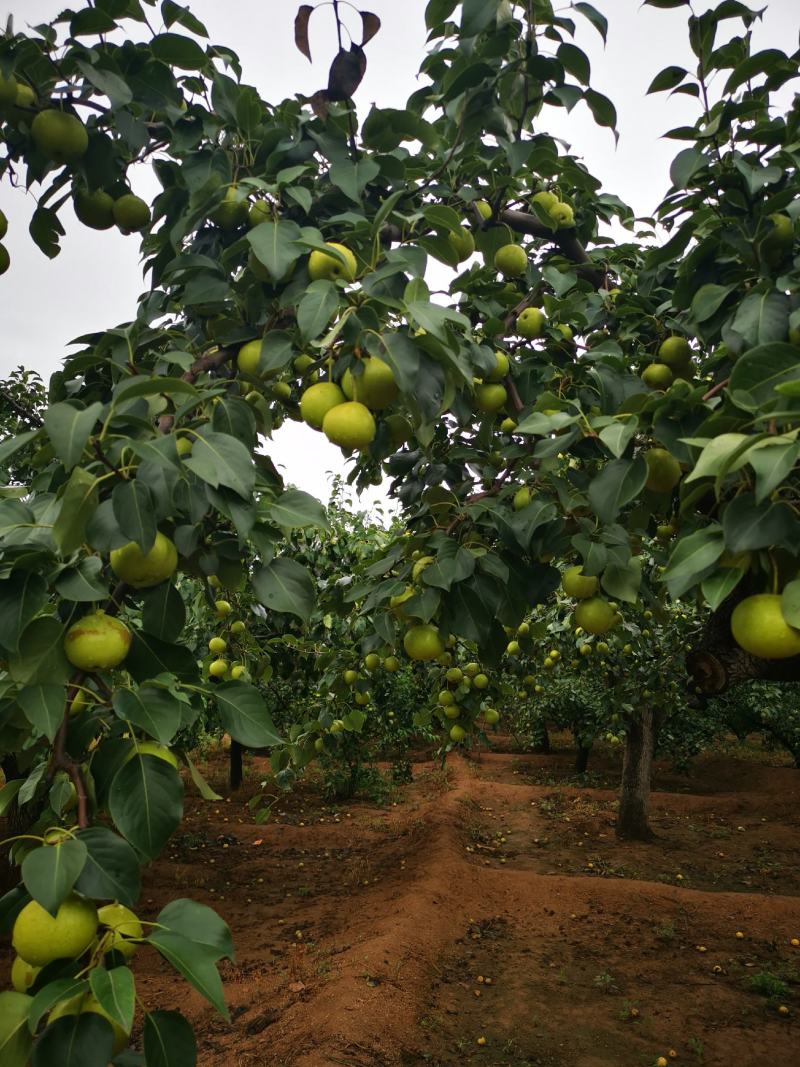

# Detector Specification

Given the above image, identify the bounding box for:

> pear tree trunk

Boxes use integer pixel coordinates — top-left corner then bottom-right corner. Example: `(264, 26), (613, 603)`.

(616, 709), (655, 841)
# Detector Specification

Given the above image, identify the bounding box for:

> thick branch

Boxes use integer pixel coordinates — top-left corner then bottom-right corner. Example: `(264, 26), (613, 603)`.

(499, 208), (609, 288)
(52, 679), (90, 829)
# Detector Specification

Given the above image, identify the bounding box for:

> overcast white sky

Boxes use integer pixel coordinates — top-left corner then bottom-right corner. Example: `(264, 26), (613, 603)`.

(1, 1), (797, 512)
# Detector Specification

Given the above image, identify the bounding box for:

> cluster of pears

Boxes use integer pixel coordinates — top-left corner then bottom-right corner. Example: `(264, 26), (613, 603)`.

(437, 661), (500, 743)
(207, 597), (249, 681)
(531, 189), (575, 229)
(561, 565), (622, 636)
(640, 335), (694, 391)
(10, 891), (142, 1052)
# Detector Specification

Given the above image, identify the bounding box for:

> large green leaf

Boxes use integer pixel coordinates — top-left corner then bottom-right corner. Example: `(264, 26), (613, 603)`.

(112, 685), (181, 745)
(587, 456), (647, 523)
(140, 583), (186, 643)
(0, 572), (48, 653)
(146, 931), (228, 1019)
(55, 558), (108, 603)
(265, 490), (329, 531)
(28, 978), (88, 1033)
(157, 899), (234, 961)
(43, 402), (104, 471)
(108, 756), (183, 861)
(253, 558), (314, 621)
(74, 827), (141, 908)
(213, 683), (283, 748)
(143, 1011), (197, 1067)
(9, 618), (70, 686)
(297, 280), (339, 341)
(17, 686), (65, 743)
(21, 840), (87, 916)
(184, 432), (255, 499)
(247, 219), (303, 282)
(722, 494), (798, 553)
(32, 1013), (113, 1067)
(728, 342), (800, 410)
(52, 467), (99, 556)
(663, 526), (724, 598)
(89, 966), (135, 1034)
(601, 557), (642, 604)
(329, 159), (380, 204)
(112, 480), (156, 554)
(0, 991), (33, 1067)
(729, 290), (789, 349)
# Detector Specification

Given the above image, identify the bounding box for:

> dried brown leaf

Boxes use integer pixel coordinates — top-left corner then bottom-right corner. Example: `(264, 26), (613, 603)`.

(360, 11), (381, 46)
(294, 4), (314, 62)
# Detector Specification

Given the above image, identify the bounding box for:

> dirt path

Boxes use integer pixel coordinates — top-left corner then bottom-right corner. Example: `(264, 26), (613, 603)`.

(133, 748), (800, 1067)
(3, 746), (799, 1065)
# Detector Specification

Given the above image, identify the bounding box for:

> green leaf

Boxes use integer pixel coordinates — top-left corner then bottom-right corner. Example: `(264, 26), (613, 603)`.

(297, 280), (339, 341)
(74, 827), (141, 908)
(729, 290), (790, 349)
(328, 159), (380, 204)
(44, 402), (103, 471)
(143, 1010), (197, 1067)
(126, 632), (199, 684)
(781, 579), (800, 628)
(162, 0), (209, 36)
(140, 583), (186, 643)
(253, 558), (314, 622)
(17, 686), (66, 743)
(557, 43), (590, 85)
(21, 840), (87, 916)
(9, 618), (71, 686)
(670, 146), (705, 187)
(0, 430), (40, 469)
(265, 490), (329, 531)
(55, 557), (108, 603)
(52, 467), (99, 557)
(748, 440), (800, 504)
(146, 930), (228, 1019)
(28, 978), (88, 1034)
(0, 991), (33, 1067)
(587, 456), (647, 523)
(112, 376), (199, 405)
(722, 494), (798, 553)
(573, 1), (608, 42)
(184, 432), (255, 499)
(29, 206), (65, 259)
(601, 557), (642, 604)
(598, 418), (638, 459)
(112, 480), (156, 555)
(213, 683), (283, 748)
(461, 0), (500, 36)
(247, 220), (303, 283)
(183, 753), (222, 801)
(109, 756), (183, 861)
(151, 32), (208, 69)
(157, 899), (234, 961)
(422, 542), (476, 592)
(112, 685), (181, 745)
(583, 89), (618, 136)
(729, 343), (800, 410)
(647, 65), (689, 93)
(0, 572), (47, 653)
(89, 966), (135, 1035)
(0, 780), (23, 818)
(701, 567), (745, 612)
(663, 526), (725, 598)
(684, 433), (751, 483)
(76, 60), (133, 108)
(33, 1013), (113, 1067)
(691, 283), (736, 323)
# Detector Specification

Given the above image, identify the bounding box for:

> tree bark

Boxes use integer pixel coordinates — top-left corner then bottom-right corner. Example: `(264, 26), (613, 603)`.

(533, 721), (550, 754)
(575, 742), (591, 774)
(616, 709), (655, 840)
(229, 741), (243, 791)
(0, 756), (27, 896)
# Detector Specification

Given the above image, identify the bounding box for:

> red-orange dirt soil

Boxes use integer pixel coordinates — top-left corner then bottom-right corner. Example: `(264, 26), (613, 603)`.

(6, 742), (800, 1066)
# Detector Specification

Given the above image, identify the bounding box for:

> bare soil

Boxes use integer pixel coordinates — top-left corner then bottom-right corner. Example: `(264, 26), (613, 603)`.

(5, 740), (800, 1066)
